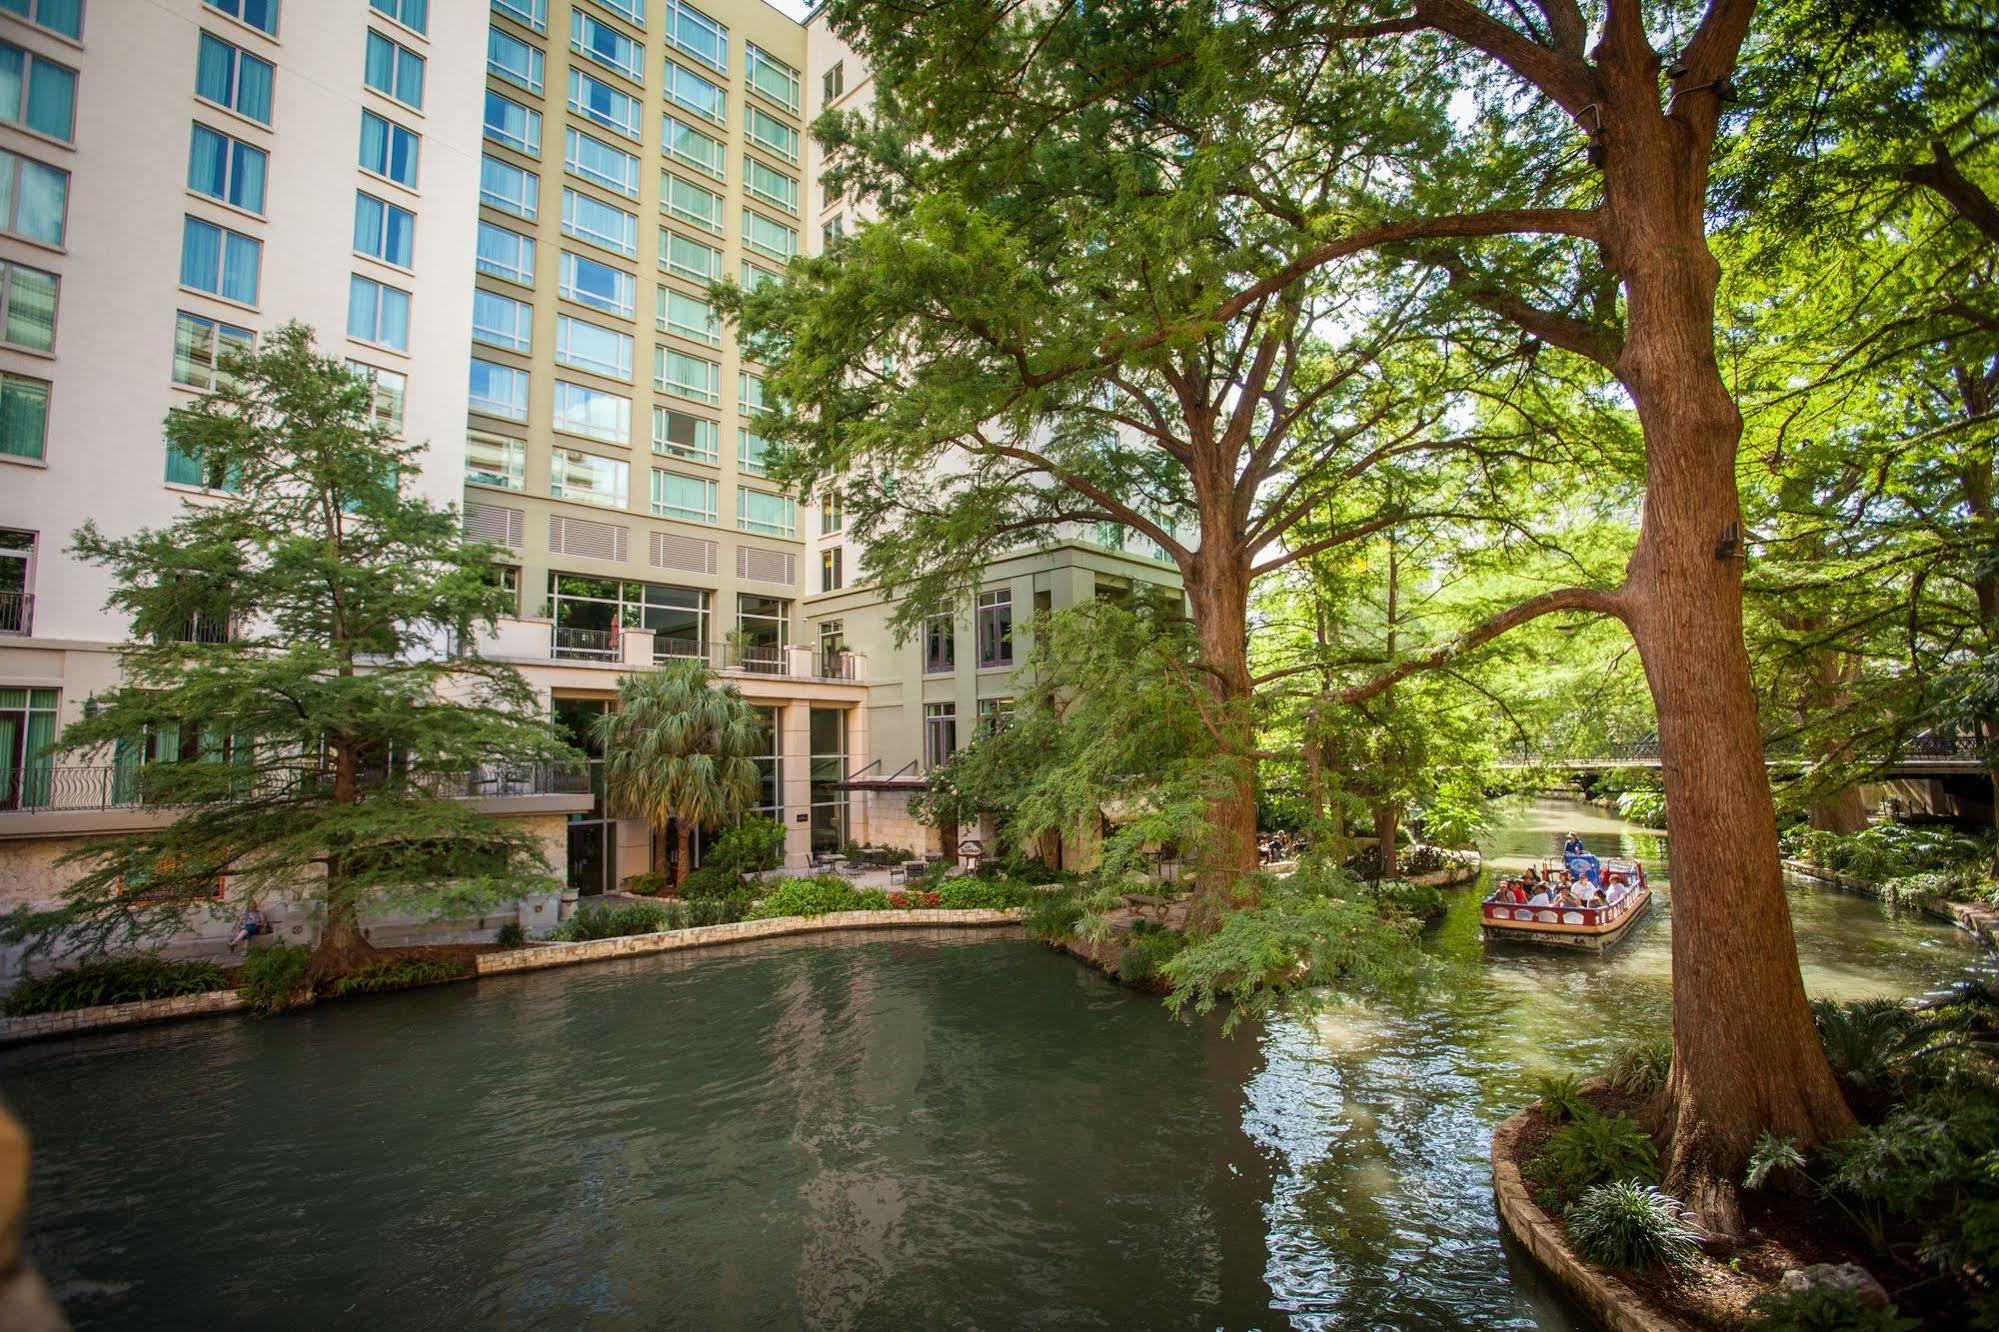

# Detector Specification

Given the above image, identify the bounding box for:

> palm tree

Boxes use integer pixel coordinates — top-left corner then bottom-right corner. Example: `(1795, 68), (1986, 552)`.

(593, 659), (764, 885)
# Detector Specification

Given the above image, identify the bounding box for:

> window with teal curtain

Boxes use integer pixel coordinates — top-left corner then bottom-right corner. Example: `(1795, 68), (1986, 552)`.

(0, 373), (48, 461)
(0, 686), (57, 808)
(0, 1), (84, 42)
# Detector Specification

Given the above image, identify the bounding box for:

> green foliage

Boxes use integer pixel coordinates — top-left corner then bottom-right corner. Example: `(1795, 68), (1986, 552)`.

(325, 957), (457, 997)
(1781, 825), (1990, 888)
(3, 956), (225, 1016)
(1116, 926), (1187, 982)
(931, 877), (1039, 911)
(494, 921), (525, 950)
(623, 872), (668, 897)
(1604, 1036), (1673, 1096)
(1812, 999), (1925, 1090)
(1528, 1107), (1659, 1208)
(2, 323), (570, 961)
(1746, 1286), (1917, 1332)
(678, 866), (744, 900)
(1614, 791), (1668, 828)
(237, 944), (312, 1014)
(710, 817), (786, 875)
(548, 902), (675, 942)
(1027, 891), (1086, 944)
(745, 876), (890, 920)
(1533, 1072), (1589, 1125)
(1745, 1131), (1808, 1191)
(1564, 1180), (1704, 1272)
(1160, 865), (1425, 1034)
(594, 662), (763, 858)
(1368, 878), (1444, 918)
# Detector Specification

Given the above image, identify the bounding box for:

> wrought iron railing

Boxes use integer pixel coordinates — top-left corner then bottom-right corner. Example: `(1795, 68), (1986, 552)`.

(1504, 732), (1986, 767)
(0, 760), (595, 814)
(0, 590), (29, 635)
(727, 642), (785, 675)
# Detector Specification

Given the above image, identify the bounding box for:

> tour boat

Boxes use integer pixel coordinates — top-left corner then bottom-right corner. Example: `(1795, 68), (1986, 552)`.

(1479, 856), (1652, 951)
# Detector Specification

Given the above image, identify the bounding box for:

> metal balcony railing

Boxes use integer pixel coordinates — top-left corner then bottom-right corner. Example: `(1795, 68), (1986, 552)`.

(0, 760), (595, 815)
(0, 590), (28, 635)
(551, 625), (618, 660)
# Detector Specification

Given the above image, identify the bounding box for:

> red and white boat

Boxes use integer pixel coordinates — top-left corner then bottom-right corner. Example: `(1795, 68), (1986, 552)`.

(1480, 856), (1652, 951)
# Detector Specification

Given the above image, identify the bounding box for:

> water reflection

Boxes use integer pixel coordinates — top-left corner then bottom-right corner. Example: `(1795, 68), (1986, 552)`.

(3, 802), (1986, 1331)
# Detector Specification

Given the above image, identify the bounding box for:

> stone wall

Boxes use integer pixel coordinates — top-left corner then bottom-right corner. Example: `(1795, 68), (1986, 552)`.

(0, 988), (247, 1046)
(477, 908), (1025, 975)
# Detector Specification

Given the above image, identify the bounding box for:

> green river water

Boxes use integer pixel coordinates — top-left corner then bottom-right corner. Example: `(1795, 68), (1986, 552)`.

(3, 798), (1989, 1329)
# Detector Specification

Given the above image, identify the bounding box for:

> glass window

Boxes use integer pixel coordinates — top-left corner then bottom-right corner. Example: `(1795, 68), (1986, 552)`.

(655, 347), (717, 405)
(743, 157), (797, 214)
(822, 215), (844, 247)
(558, 249), (635, 318)
(466, 434), (525, 490)
(923, 614), (954, 674)
(570, 9), (641, 84)
(180, 216), (261, 305)
(187, 124), (267, 214)
(490, 0), (545, 32)
(823, 60), (844, 104)
(978, 697), (1015, 734)
(471, 288), (531, 353)
(203, 0), (276, 35)
(660, 171), (722, 233)
(555, 314), (633, 382)
(171, 311), (252, 390)
(195, 32), (273, 125)
(347, 274), (410, 351)
(561, 188), (636, 257)
(370, 0), (426, 34)
(977, 589), (1013, 666)
(550, 446), (627, 507)
(736, 487), (794, 537)
(742, 209), (796, 261)
(567, 68), (640, 141)
(745, 43), (798, 114)
(652, 406), (717, 463)
(820, 547), (842, 592)
(740, 260), (782, 292)
(658, 287), (717, 346)
(364, 30), (424, 109)
(0, 261), (54, 352)
(592, 0), (643, 26)
(359, 110), (419, 188)
(663, 0), (726, 73)
(662, 114), (724, 181)
(663, 61), (725, 128)
(819, 491), (842, 534)
(651, 469), (716, 524)
(479, 154), (537, 219)
(738, 369), (765, 414)
(353, 191), (414, 267)
(483, 90), (541, 157)
(924, 703), (956, 767)
(2, 0), (83, 41)
(552, 379), (630, 444)
(660, 229), (720, 284)
(486, 27), (544, 95)
(745, 105), (799, 164)
(475, 221), (534, 285)
(349, 360), (405, 435)
(470, 357), (529, 420)
(737, 427), (775, 476)
(564, 127), (639, 200)
(0, 41), (75, 141)
(0, 370), (47, 461)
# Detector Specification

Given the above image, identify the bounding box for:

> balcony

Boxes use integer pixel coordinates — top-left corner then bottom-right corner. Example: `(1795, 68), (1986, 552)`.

(476, 617), (867, 685)
(0, 590), (28, 635)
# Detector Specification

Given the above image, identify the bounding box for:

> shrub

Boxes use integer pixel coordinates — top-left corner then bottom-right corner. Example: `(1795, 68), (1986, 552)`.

(1879, 871), (1956, 909)
(746, 876), (877, 919)
(4, 956), (226, 1016)
(494, 921), (525, 949)
(1117, 926), (1187, 981)
(933, 877), (1039, 911)
(325, 957), (457, 997)
(1534, 1072), (1589, 1124)
(549, 902), (673, 941)
(1565, 1180), (1704, 1271)
(238, 944), (313, 1014)
(623, 872), (668, 897)
(1746, 1286), (1917, 1332)
(1371, 878), (1444, 918)
(1605, 1035), (1673, 1096)
(1528, 1107), (1659, 1206)
(679, 866), (744, 900)
(1812, 998), (1922, 1089)
(1028, 892), (1085, 943)
(1783, 822), (1990, 886)
(1616, 790), (1668, 827)
(709, 816), (786, 875)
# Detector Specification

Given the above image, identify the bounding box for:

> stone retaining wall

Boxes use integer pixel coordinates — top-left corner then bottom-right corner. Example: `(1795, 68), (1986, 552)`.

(476, 908), (1026, 976)
(1490, 1108), (1691, 1332)
(0, 988), (247, 1046)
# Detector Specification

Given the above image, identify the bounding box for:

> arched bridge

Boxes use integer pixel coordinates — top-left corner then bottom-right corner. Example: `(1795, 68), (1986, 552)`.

(1497, 734), (1987, 778)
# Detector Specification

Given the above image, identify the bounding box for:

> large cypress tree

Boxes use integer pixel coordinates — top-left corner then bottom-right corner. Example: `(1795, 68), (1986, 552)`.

(6, 323), (570, 979)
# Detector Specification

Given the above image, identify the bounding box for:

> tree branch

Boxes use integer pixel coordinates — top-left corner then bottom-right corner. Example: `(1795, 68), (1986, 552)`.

(1340, 586), (1627, 704)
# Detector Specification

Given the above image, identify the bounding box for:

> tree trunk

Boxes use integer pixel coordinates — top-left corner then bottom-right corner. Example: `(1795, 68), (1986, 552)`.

(1600, 34), (1855, 1233)
(1372, 804), (1399, 880)
(307, 742), (378, 982)
(1181, 545), (1259, 934)
(652, 827), (668, 878)
(1808, 788), (1868, 835)
(674, 821), (693, 886)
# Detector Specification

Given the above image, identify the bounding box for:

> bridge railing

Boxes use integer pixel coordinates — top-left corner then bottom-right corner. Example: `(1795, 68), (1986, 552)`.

(1503, 733), (1985, 768)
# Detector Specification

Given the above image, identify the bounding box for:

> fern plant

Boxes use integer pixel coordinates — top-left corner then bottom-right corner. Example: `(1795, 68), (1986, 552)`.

(1745, 1130), (1807, 1190)
(1746, 1285), (1917, 1332)
(1528, 1107), (1660, 1205)
(1565, 1180), (1704, 1271)
(1605, 1035), (1673, 1095)
(1534, 1072), (1589, 1124)
(1813, 998), (1921, 1088)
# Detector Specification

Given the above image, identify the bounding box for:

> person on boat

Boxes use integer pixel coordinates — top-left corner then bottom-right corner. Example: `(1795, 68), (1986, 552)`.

(1552, 884), (1579, 908)
(1526, 884), (1552, 907)
(1574, 878), (1604, 907)
(1563, 832), (1585, 856)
